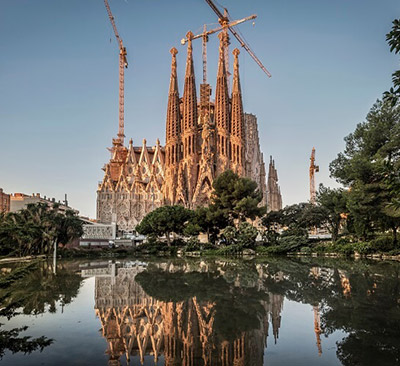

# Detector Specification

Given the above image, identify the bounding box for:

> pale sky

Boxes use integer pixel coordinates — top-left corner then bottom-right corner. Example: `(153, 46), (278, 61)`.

(0, 0), (398, 218)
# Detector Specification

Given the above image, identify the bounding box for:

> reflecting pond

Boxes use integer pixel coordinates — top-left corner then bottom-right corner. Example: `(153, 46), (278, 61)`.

(0, 257), (399, 365)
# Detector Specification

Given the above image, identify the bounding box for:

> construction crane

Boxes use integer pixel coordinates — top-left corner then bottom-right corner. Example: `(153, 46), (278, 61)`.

(203, 0), (272, 79)
(310, 147), (319, 205)
(104, 0), (128, 146)
(181, 14), (257, 84)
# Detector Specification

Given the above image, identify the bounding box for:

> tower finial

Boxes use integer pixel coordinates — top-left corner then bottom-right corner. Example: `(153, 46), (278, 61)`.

(186, 31), (193, 54)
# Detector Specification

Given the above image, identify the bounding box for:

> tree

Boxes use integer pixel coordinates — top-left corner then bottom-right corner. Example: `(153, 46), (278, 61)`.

(0, 203), (83, 256)
(136, 205), (192, 246)
(210, 170), (266, 227)
(330, 100), (400, 244)
(316, 185), (348, 241)
(183, 206), (224, 244)
(384, 19), (400, 106)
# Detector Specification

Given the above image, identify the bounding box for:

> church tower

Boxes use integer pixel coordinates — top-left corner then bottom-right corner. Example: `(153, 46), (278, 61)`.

(214, 32), (231, 175)
(267, 156), (282, 212)
(230, 48), (245, 175)
(177, 32), (199, 206)
(164, 47), (181, 204)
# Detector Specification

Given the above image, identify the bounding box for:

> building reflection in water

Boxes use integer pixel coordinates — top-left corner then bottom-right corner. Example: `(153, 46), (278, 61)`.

(83, 261), (285, 366)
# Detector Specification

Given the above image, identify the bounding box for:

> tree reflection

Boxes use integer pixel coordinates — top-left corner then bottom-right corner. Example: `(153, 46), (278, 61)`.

(0, 260), (83, 358)
(90, 257), (400, 366)
(92, 260), (284, 365)
(257, 257), (400, 366)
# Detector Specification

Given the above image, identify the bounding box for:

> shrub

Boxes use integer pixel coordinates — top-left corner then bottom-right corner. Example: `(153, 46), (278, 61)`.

(369, 236), (395, 252)
(278, 235), (309, 252)
(335, 237), (350, 245)
(336, 243), (354, 256)
(300, 246), (312, 254)
(352, 242), (374, 254)
(236, 223), (258, 249)
(184, 237), (201, 252)
(171, 238), (186, 247)
(214, 244), (242, 256)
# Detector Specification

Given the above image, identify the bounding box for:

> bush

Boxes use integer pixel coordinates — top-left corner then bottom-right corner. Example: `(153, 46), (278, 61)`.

(335, 237), (350, 245)
(236, 223), (258, 249)
(300, 246), (312, 254)
(171, 238), (186, 247)
(278, 235), (309, 252)
(184, 237), (201, 252)
(214, 244), (242, 256)
(353, 242), (373, 255)
(336, 243), (354, 256)
(369, 236), (395, 252)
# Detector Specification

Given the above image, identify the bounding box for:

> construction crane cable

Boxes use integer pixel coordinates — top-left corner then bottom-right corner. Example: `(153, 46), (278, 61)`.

(203, 0), (271, 78)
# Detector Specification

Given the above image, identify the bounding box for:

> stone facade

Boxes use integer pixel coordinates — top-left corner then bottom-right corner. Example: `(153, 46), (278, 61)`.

(97, 36), (274, 231)
(244, 114), (267, 206)
(267, 156), (282, 212)
(0, 188), (10, 213)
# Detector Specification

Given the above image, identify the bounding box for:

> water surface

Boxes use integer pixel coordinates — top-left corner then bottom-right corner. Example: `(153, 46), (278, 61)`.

(1, 257), (399, 365)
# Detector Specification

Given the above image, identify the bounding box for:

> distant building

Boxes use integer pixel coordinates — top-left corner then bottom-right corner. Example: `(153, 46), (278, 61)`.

(80, 222), (117, 247)
(10, 193), (78, 214)
(267, 156), (282, 212)
(0, 188), (10, 213)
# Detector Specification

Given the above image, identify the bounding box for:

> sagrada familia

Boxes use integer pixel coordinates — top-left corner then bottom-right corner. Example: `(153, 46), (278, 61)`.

(97, 32), (282, 231)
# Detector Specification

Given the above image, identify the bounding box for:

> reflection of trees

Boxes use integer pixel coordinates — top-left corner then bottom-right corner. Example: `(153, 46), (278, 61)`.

(256, 257), (400, 366)
(136, 266), (268, 342)
(0, 260), (83, 358)
(94, 260), (284, 366)
(93, 257), (400, 366)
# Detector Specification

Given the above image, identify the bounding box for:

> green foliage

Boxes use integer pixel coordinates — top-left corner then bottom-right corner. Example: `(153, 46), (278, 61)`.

(330, 100), (400, 244)
(236, 222), (259, 248)
(384, 19), (400, 106)
(0, 203), (83, 257)
(210, 170), (266, 226)
(219, 223), (259, 251)
(0, 260), (83, 358)
(183, 237), (201, 252)
(136, 205), (192, 246)
(0, 326), (52, 359)
(316, 185), (348, 241)
(368, 236), (395, 252)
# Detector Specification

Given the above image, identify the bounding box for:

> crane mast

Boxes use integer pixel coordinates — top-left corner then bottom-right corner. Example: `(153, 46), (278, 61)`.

(310, 147), (319, 205)
(204, 0), (271, 78)
(181, 14), (257, 84)
(104, 0), (128, 146)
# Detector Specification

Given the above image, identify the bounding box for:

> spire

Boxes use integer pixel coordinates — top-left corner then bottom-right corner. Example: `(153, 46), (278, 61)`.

(267, 156), (283, 212)
(230, 48), (245, 168)
(215, 32), (230, 132)
(166, 47), (181, 142)
(231, 48), (244, 138)
(182, 32), (198, 133)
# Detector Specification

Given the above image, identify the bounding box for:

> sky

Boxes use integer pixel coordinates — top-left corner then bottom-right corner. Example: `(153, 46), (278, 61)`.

(0, 0), (398, 218)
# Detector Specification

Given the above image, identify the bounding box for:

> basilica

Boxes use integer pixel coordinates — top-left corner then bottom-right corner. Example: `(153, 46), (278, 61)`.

(97, 32), (282, 231)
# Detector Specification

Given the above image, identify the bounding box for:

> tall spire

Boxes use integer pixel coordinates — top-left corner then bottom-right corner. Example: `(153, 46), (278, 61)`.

(215, 31), (230, 163)
(267, 156), (283, 212)
(165, 47), (181, 167)
(182, 31), (198, 136)
(215, 32), (230, 132)
(230, 48), (245, 171)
